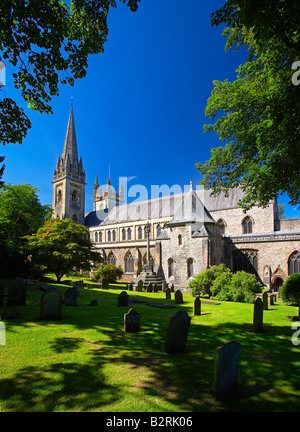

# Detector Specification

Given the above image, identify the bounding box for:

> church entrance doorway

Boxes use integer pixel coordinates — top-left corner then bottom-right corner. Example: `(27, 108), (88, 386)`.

(272, 277), (283, 293)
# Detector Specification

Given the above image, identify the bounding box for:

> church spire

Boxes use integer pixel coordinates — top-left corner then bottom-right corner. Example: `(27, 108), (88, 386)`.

(61, 104), (79, 167)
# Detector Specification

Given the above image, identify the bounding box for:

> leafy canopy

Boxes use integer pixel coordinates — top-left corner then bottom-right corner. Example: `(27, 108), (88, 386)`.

(24, 218), (102, 282)
(197, 1), (300, 210)
(0, 0), (140, 145)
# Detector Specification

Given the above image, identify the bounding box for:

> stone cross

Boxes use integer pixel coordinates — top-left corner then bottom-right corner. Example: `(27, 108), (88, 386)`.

(253, 297), (263, 333)
(165, 310), (191, 354)
(213, 340), (240, 401)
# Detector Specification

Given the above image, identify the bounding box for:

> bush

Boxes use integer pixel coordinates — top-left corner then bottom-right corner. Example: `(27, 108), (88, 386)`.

(281, 273), (300, 305)
(188, 264), (231, 297)
(91, 263), (123, 283)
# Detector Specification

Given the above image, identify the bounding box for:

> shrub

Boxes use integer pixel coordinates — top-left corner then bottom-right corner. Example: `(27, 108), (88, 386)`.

(189, 264), (231, 297)
(91, 263), (123, 283)
(229, 271), (262, 303)
(281, 274), (300, 310)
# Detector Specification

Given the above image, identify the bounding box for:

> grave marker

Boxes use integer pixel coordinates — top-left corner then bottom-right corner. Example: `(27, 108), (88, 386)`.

(194, 297), (201, 315)
(165, 287), (171, 300)
(174, 289), (183, 304)
(253, 297), (263, 333)
(165, 310), (191, 354)
(213, 340), (240, 401)
(40, 291), (62, 320)
(124, 308), (140, 333)
(118, 291), (129, 306)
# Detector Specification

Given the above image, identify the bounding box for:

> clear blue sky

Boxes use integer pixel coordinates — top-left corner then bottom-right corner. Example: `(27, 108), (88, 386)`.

(2, 0), (299, 218)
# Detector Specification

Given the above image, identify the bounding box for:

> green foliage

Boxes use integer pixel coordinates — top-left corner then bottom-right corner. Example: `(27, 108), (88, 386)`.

(24, 218), (102, 282)
(188, 264), (230, 297)
(197, 1), (300, 210)
(281, 273), (300, 305)
(0, 0), (140, 145)
(189, 264), (262, 303)
(91, 263), (123, 283)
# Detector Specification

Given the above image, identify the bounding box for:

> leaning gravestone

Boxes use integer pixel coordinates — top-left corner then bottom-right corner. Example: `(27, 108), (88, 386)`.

(102, 277), (109, 289)
(253, 297), (264, 333)
(194, 296), (201, 316)
(213, 340), (240, 401)
(64, 287), (77, 306)
(118, 291), (129, 306)
(124, 308), (140, 333)
(165, 310), (191, 354)
(174, 289), (183, 304)
(7, 278), (27, 306)
(40, 291), (62, 320)
(262, 291), (268, 310)
(165, 287), (171, 300)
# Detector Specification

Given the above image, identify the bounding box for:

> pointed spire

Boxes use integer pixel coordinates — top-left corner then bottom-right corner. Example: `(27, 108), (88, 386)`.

(94, 174), (99, 188)
(62, 105), (79, 167)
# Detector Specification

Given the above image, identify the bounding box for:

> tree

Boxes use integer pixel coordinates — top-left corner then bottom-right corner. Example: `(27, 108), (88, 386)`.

(281, 273), (300, 317)
(24, 218), (102, 282)
(188, 264), (230, 297)
(0, 0), (140, 145)
(0, 183), (51, 277)
(197, 1), (300, 211)
(91, 263), (123, 283)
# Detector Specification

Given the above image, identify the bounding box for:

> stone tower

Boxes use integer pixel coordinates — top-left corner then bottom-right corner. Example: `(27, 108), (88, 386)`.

(93, 175), (123, 211)
(52, 106), (86, 224)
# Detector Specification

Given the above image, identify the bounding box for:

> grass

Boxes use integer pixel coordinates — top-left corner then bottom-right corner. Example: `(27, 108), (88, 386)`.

(0, 278), (300, 412)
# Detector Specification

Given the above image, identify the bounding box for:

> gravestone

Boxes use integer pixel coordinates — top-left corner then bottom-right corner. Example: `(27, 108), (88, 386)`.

(102, 277), (109, 289)
(137, 280), (143, 292)
(165, 310), (191, 354)
(89, 299), (98, 306)
(163, 282), (168, 292)
(174, 289), (183, 304)
(170, 284), (175, 293)
(128, 283), (133, 291)
(64, 287), (77, 306)
(40, 291), (62, 320)
(269, 294), (275, 306)
(153, 284), (158, 293)
(124, 308), (140, 333)
(262, 291), (268, 310)
(0, 284), (4, 307)
(7, 278), (27, 306)
(194, 297), (201, 315)
(147, 283), (153, 293)
(165, 287), (171, 300)
(118, 291), (129, 306)
(253, 297), (264, 333)
(73, 280), (84, 296)
(213, 340), (240, 401)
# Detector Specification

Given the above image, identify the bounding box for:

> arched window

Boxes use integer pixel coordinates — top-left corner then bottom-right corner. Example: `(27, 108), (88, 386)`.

(242, 216), (253, 234)
(233, 249), (258, 274)
(125, 251), (134, 273)
(99, 231), (102, 243)
(71, 190), (77, 202)
(178, 235), (182, 246)
(112, 230), (116, 242)
(138, 226), (143, 240)
(187, 258), (194, 278)
(144, 226), (147, 239)
(217, 218), (227, 235)
(288, 251), (300, 275)
(157, 224), (161, 237)
(127, 228), (132, 241)
(108, 230), (111, 242)
(168, 258), (174, 277)
(122, 228), (126, 241)
(108, 252), (116, 266)
(95, 232), (98, 243)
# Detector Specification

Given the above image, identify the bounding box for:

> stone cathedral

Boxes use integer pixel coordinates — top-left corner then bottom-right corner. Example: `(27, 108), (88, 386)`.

(52, 107), (300, 291)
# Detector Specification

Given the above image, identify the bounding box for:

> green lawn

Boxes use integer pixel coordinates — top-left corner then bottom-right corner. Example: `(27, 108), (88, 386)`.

(0, 280), (299, 412)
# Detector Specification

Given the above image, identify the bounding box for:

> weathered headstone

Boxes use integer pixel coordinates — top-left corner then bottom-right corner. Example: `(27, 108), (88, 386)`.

(194, 296), (201, 315)
(137, 280), (143, 292)
(262, 291), (268, 310)
(147, 283), (153, 293)
(40, 291), (62, 320)
(170, 284), (175, 293)
(213, 340), (240, 401)
(118, 291), (129, 306)
(124, 308), (140, 333)
(163, 282), (168, 292)
(253, 297), (264, 333)
(89, 299), (98, 306)
(269, 294), (275, 306)
(165, 287), (171, 300)
(128, 283), (133, 291)
(7, 278), (27, 306)
(73, 280), (84, 296)
(165, 310), (191, 354)
(102, 277), (109, 289)
(174, 289), (183, 304)
(153, 284), (158, 293)
(64, 287), (77, 306)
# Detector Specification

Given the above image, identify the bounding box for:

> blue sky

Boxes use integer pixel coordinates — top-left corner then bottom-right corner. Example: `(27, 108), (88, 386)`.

(1, 0), (299, 218)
